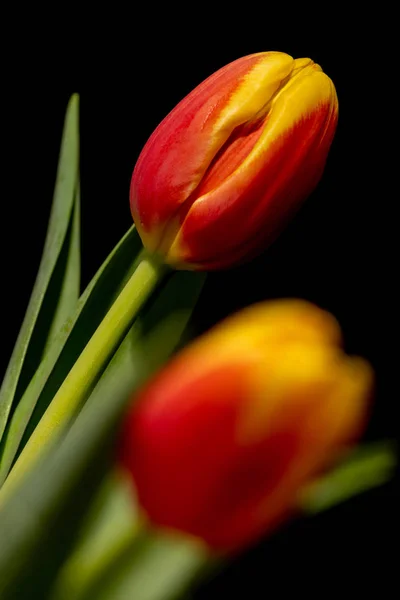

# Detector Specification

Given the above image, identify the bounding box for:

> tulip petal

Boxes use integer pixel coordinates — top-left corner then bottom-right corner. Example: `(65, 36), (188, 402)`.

(130, 52), (294, 252)
(165, 67), (338, 268)
(119, 300), (371, 552)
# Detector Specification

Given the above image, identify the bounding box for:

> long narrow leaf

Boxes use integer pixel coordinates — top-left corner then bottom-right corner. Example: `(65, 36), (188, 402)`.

(299, 440), (397, 514)
(43, 181), (81, 354)
(0, 95), (79, 442)
(0, 271), (206, 599)
(0, 225), (141, 484)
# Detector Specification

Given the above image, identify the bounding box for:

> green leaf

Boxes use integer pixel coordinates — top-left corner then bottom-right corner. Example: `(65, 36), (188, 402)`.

(43, 181), (81, 355)
(0, 270), (206, 599)
(0, 224), (142, 485)
(0, 95), (80, 443)
(299, 440), (397, 514)
(3, 250), (166, 495)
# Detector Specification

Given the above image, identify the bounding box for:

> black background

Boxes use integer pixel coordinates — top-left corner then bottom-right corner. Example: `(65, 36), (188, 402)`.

(1, 14), (398, 597)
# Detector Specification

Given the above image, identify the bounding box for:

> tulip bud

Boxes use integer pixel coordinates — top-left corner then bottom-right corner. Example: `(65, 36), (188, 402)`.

(119, 300), (372, 552)
(130, 52), (338, 270)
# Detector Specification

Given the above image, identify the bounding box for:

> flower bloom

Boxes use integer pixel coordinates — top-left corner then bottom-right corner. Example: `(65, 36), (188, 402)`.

(130, 52), (338, 270)
(119, 300), (372, 552)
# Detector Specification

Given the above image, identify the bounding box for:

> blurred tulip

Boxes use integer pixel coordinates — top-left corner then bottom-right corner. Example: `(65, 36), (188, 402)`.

(119, 300), (372, 552)
(130, 51), (338, 270)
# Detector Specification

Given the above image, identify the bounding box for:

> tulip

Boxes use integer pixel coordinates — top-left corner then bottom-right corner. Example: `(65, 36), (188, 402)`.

(118, 300), (372, 552)
(130, 52), (338, 270)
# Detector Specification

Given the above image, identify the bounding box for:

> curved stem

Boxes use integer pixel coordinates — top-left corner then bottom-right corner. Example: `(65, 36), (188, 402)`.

(0, 250), (167, 503)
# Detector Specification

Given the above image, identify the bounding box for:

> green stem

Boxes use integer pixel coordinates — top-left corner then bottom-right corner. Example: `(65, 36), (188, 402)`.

(0, 250), (167, 503)
(50, 471), (147, 600)
(51, 475), (209, 600)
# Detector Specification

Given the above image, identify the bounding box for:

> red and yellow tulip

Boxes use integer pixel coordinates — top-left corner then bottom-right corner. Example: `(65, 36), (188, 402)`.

(119, 300), (372, 552)
(130, 52), (338, 270)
